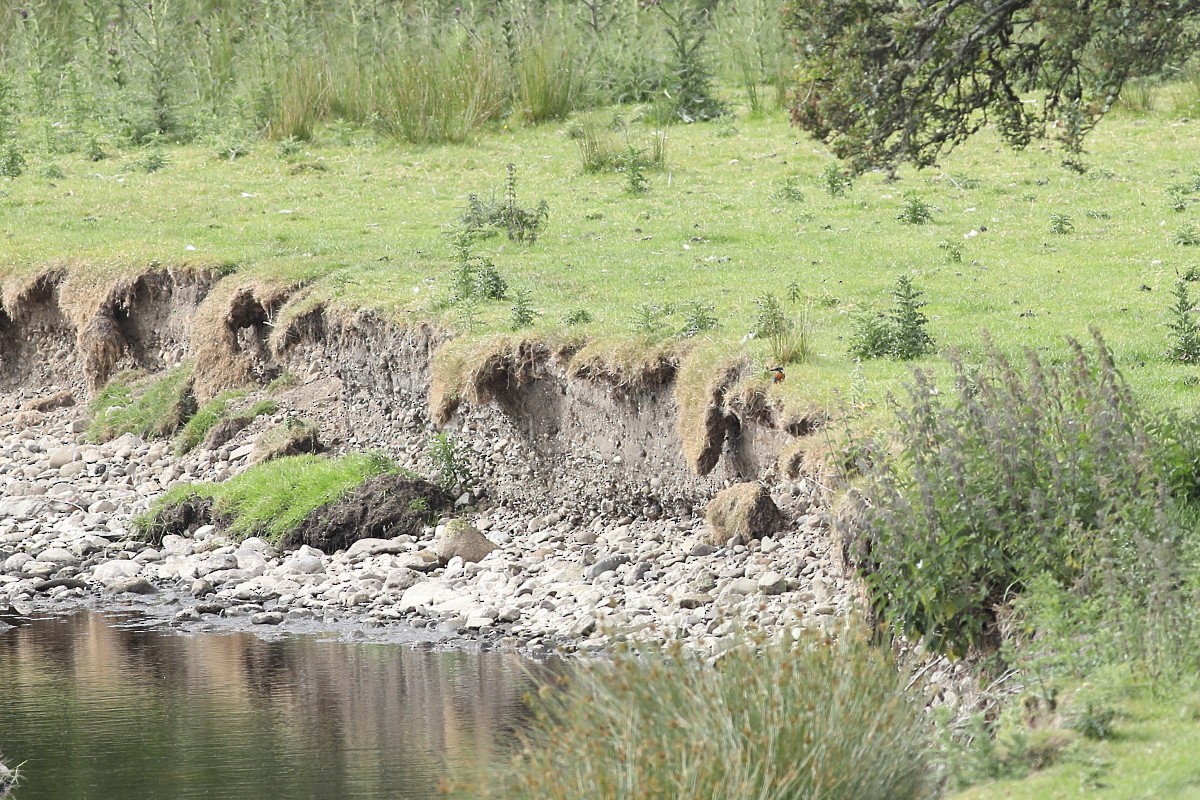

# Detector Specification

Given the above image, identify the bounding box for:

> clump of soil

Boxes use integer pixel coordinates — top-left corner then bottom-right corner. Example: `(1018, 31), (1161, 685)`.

(704, 482), (783, 545)
(281, 474), (453, 553)
(250, 417), (320, 464)
(140, 496), (224, 545)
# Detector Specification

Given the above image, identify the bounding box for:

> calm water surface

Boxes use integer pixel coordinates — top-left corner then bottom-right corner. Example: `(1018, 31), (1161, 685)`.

(0, 610), (545, 800)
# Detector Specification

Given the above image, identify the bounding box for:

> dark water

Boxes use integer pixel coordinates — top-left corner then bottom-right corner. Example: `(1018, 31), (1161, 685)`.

(0, 611), (544, 800)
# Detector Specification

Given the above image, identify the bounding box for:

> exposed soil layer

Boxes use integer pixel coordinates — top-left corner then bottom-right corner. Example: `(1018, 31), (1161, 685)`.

(0, 267), (818, 514)
(281, 475), (454, 553)
(140, 496), (226, 546)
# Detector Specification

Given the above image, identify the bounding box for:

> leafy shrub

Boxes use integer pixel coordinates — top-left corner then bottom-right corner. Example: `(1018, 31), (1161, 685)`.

(475, 628), (932, 800)
(0, 144), (25, 178)
(820, 161), (852, 196)
(840, 332), (1188, 656)
(562, 308), (594, 326)
(754, 292), (812, 365)
(631, 303), (670, 336)
(1167, 278), (1200, 363)
(429, 431), (472, 490)
(938, 239), (963, 263)
(444, 233), (509, 305)
(510, 289), (536, 330)
(1049, 212), (1074, 234)
(1176, 223), (1200, 246)
(460, 164), (549, 243)
(773, 175), (806, 203)
(896, 195), (934, 224)
(849, 275), (934, 360)
(679, 299), (719, 336)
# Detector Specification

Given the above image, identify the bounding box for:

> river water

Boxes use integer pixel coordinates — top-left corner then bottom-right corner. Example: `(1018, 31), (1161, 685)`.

(0, 610), (545, 799)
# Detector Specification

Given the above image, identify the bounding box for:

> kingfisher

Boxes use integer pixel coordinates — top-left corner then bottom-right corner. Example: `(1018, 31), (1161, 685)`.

(768, 366), (785, 384)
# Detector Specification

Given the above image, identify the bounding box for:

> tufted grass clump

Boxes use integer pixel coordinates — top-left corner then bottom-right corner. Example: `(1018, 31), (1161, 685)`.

(135, 452), (398, 543)
(88, 365), (196, 443)
(474, 626), (932, 800)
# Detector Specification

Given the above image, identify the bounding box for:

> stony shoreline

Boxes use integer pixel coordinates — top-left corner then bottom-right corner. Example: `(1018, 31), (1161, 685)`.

(1, 388), (855, 657)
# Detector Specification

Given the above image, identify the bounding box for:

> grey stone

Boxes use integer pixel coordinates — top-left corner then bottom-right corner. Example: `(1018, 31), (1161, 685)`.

(36, 547), (78, 565)
(251, 611), (286, 625)
(432, 520), (497, 564)
(3, 553), (32, 574)
(109, 577), (158, 595)
(346, 537), (407, 560)
(58, 460), (87, 478)
(623, 561), (652, 586)
(585, 554), (631, 581)
(47, 446), (79, 469)
(758, 571), (788, 595)
(728, 578), (759, 596)
(689, 543), (719, 557)
(191, 579), (215, 597)
(384, 568), (423, 591)
(283, 555), (325, 575)
(677, 592), (714, 609)
(399, 580), (458, 612)
(92, 561), (142, 582)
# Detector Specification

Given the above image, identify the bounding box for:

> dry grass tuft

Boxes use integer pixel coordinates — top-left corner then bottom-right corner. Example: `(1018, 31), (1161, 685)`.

(674, 346), (745, 476)
(20, 390), (75, 412)
(429, 334), (551, 425)
(568, 336), (680, 392)
(192, 279), (296, 401)
(704, 481), (783, 545)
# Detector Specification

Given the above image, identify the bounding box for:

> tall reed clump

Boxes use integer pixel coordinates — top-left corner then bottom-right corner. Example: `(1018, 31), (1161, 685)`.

(472, 627), (932, 800)
(374, 37), (509, 144)
(840, 330), (1200, 666)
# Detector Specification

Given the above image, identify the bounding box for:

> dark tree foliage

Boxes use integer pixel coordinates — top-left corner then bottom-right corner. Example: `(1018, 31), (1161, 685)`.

(784, 0), (1200, 172)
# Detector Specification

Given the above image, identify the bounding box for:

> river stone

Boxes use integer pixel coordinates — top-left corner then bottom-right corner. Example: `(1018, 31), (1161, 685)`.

(3, 553), (32, 574)
(703, 483), (784, 546)
(109, 577), (158, 595)
(92, 561), (143, 582)
(432, 520), (497, 564)
(58, 460), (87, 478)
(346, 537), (407, 560)
(0, 498), (45, 522)
(727, 577), (759, 596)
(36, 547), (78, 566)
(251, 611), (285, 625)
(677, 592), (714, 609)
(585, 554), (631, 581)
(384, 568), (423, 591)
(47, 446), (78, 469)
(282, 554), (325, 575)
(758, 571), (788, 595)
(399, 580), (459, 612)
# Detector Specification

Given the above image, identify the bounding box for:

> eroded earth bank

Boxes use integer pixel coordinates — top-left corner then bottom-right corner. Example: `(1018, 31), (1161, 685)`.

(0, 267), (901, 671)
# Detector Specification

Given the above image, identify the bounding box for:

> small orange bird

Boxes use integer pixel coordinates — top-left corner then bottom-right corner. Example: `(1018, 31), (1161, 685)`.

(768, 366), (786, 384)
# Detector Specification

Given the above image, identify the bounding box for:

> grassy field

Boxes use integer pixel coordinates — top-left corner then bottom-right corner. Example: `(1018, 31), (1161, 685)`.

(950, 685), (1200, 800)
(3, 89), (1200, 417)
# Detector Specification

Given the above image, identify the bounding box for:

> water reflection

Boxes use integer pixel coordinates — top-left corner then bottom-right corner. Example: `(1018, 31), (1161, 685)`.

(0, 611), (544, 799)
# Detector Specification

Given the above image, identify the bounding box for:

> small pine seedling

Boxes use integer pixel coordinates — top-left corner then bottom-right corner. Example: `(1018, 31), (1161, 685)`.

(1167, 278), (1200, 363)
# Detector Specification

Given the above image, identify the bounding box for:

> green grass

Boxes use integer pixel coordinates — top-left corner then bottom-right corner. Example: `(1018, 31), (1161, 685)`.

(951, 687), (1200, 800)
(4, 86), (1200, 417)
(87, 366), (195, 443)
(136, 452), (396, 543)
(174, 392), (277, 454)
